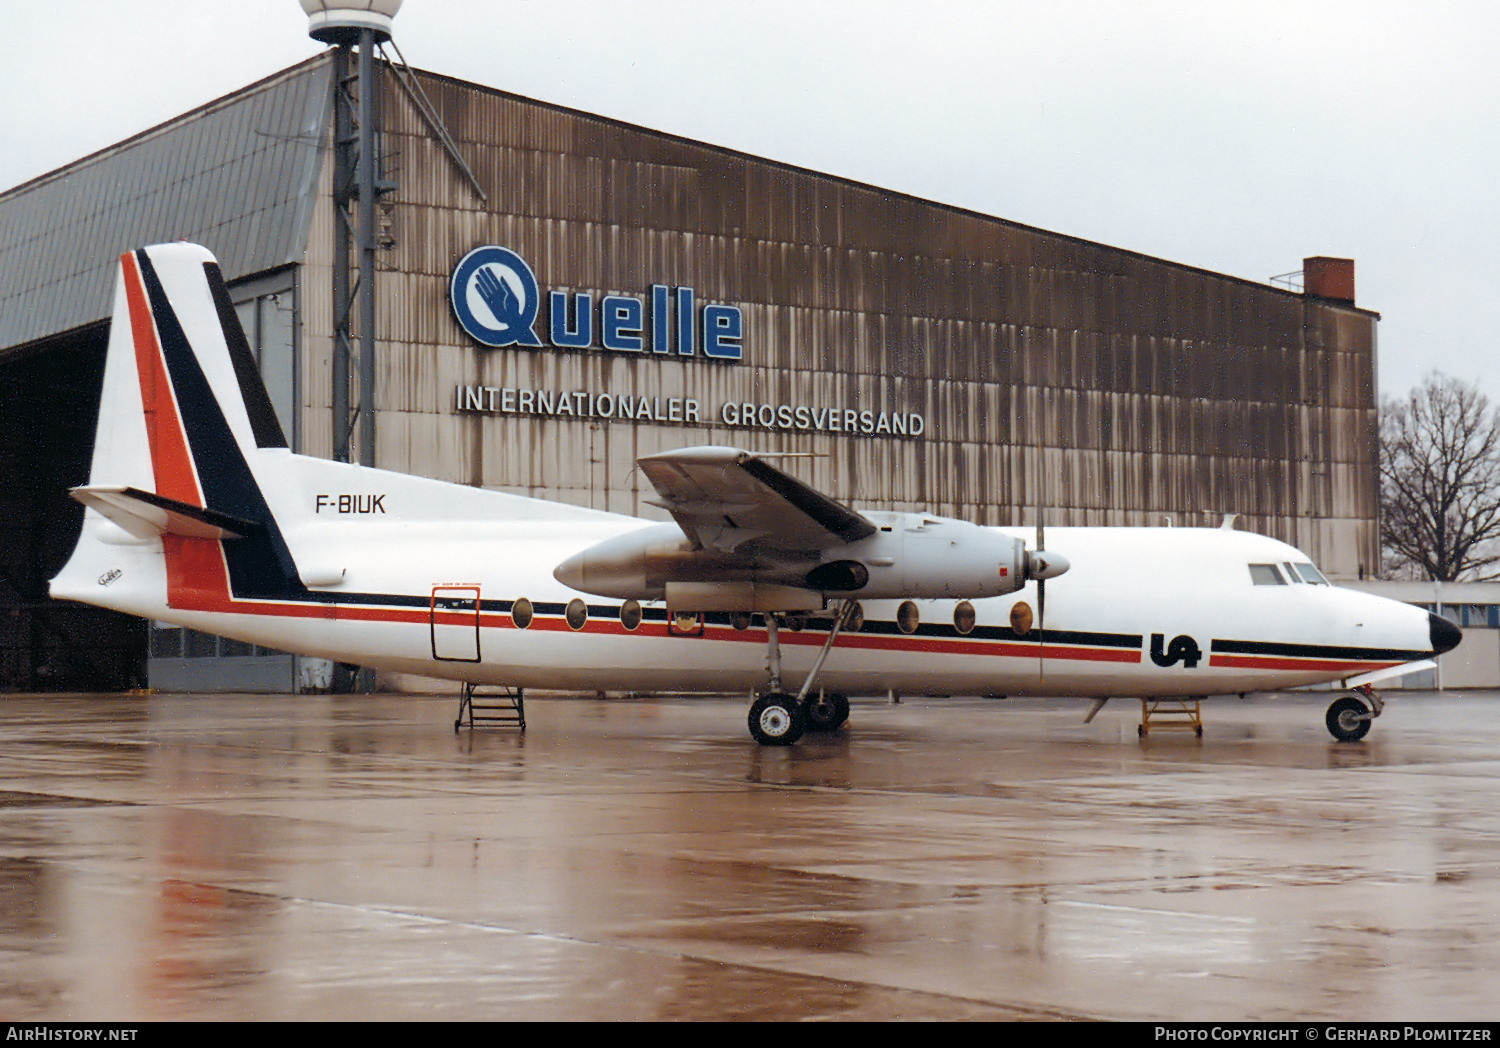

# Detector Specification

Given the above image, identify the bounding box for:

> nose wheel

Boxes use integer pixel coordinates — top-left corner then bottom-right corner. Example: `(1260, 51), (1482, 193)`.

(1326, 686), (1382, 742)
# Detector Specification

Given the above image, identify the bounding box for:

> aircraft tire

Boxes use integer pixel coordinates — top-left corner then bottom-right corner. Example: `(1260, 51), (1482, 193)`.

(801, 691), (851, 733)
(1326, 695), (1372, 743)
(749, 693), (806, 746)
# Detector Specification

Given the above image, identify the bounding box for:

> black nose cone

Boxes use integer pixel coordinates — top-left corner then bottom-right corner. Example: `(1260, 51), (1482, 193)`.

(1429, 613), (1462, 655)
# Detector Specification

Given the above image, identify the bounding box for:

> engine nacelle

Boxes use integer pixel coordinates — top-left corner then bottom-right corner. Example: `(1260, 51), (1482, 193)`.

(551, 523), (728, 600)
(553, 512), (1069, 606)
(835, 512), (1032, 599)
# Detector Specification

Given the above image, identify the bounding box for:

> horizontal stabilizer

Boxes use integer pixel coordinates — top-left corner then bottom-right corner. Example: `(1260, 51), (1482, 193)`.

(71, 485), (259, 541)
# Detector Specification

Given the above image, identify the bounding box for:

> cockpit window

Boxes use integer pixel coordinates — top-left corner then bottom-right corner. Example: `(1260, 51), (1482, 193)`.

(1249, 564), (1286, 585)
(1290, 562), (1329, 585)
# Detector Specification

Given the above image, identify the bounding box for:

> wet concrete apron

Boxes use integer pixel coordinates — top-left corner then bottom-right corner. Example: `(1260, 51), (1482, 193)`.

(0, 691), (1496, 1020)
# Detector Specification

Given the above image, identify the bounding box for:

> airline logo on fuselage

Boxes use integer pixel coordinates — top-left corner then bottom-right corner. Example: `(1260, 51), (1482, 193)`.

(1150, 633), (1203, 669)
(450, 246), (743, 361)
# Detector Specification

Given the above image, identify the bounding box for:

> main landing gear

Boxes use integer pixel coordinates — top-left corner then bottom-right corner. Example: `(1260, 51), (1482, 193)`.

(1326, 684), (1384, 743)
(747, 603), (855, 746)
(747, 690), (851, 746)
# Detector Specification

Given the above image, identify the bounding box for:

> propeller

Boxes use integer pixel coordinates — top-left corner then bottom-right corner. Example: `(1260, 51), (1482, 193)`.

(1025, 507), (1071, 680)
(1036, 511), (1046, 679)
(1024, 442), (1069, 681)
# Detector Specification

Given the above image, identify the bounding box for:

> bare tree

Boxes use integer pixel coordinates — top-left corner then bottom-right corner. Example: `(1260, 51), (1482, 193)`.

(1380, 372), (1500, 580)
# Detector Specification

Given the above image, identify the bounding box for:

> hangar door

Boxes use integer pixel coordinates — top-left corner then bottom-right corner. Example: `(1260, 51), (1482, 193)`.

(0, 331), (145, 691)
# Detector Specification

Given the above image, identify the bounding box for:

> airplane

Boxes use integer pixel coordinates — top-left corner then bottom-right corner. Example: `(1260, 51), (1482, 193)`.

(49, 242), (1462, 746)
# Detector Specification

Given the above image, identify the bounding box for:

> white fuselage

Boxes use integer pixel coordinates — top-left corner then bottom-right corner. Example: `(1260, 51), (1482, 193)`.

(54, 451), (1438, 700)
(51, 243), (1449, 713)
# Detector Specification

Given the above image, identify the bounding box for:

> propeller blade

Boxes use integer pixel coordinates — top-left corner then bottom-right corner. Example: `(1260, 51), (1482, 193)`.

(1025, 507), (1072, 681)
(1033, 443), (1044, 682)
(1036, 512), (1045, 680)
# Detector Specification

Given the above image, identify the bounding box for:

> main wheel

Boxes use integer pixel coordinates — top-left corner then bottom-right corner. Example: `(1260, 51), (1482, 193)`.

(749, 692), (806, 746)
(801, 691), (851, 733)
(1326, 695), (1372, 742)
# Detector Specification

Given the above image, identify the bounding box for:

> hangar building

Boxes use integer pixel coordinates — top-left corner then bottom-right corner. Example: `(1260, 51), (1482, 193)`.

(0, 53), (1383, 691)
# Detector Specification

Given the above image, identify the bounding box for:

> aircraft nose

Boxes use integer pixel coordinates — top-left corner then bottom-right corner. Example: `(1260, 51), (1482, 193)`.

(1429, 612), (1462, 655)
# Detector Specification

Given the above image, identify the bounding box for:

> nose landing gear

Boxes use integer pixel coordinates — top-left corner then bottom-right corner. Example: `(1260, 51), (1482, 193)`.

(1326, 684), (1383, 743)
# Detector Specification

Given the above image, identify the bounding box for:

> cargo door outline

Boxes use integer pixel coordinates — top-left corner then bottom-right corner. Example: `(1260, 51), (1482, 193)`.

(430, 585), (481, 662)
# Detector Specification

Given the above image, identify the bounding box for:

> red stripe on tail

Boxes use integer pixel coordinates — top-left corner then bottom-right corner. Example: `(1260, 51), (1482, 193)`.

(119, 251), (233, 608)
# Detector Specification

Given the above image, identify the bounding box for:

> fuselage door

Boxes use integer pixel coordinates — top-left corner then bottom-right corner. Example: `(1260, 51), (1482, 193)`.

(431, 585), (481, 662)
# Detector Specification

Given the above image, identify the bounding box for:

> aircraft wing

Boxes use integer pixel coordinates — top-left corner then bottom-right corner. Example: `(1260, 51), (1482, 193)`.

(637, 447), (876, 553)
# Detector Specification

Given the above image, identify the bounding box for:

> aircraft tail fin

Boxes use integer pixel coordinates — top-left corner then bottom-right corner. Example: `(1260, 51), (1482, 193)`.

(51, 243), (304, 611)
(84, 242), (289, 505)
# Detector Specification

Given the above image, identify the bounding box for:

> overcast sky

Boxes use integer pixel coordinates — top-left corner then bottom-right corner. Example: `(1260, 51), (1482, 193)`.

(6, 0), (1496, 400)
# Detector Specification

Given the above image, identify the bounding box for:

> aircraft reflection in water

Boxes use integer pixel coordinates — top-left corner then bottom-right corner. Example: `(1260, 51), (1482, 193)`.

(51, 244), (1461, 745)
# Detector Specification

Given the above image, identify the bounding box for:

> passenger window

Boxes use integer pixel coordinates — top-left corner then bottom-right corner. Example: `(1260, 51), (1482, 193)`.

(897, 601), (920, 634)
(511, 597), (534, 629)
(619, 599), (642, 631)
(953, 601), (976, 635)
(566, 598), (588, 630)
(1249, 564), (1286, 585)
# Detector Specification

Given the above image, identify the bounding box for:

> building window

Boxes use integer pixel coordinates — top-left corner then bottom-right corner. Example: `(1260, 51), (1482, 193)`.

(1461, 605), (1498, 629)
(149, 623), (183, 659)
(185, 629), (219, 658)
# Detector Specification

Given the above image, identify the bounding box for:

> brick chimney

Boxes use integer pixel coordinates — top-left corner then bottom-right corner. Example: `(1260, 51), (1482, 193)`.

(1303, 256), (1355, 304)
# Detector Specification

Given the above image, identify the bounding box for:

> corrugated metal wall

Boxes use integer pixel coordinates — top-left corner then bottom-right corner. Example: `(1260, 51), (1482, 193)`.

(0, 47), (1381, 581)
(297, 64), (1376, 576)
(0, 51), (1380, 579)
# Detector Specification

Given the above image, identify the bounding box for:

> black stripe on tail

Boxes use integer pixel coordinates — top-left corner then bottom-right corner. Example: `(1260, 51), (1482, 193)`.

(137, 250), (306, 600)
(204, 261), (289, 451)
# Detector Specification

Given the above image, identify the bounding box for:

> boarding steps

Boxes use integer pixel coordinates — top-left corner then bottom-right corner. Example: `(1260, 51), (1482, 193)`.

(1138, 697), (1203, 737)
(454, 683), (525, 732)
